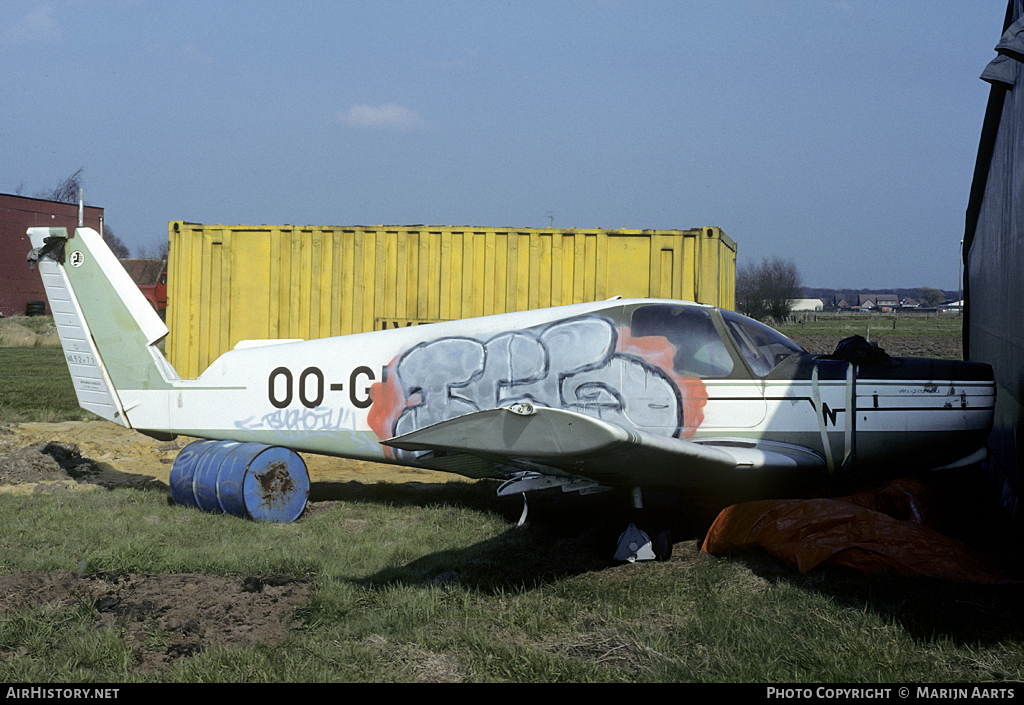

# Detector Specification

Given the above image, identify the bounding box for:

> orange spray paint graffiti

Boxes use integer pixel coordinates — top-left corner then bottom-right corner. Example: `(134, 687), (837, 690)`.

(615, 327), (707, 438)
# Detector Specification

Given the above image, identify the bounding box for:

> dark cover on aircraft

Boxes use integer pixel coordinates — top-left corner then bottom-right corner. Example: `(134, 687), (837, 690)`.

(825, 335), (897, 366)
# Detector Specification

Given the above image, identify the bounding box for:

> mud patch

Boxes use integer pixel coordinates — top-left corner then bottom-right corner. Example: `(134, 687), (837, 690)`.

(790, 335), (962, 359)
(0, 570), (313, 671)
(0, 440), (98, 487)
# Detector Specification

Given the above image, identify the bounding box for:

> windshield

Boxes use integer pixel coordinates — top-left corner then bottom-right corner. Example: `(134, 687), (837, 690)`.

(720, 310), (805, 377)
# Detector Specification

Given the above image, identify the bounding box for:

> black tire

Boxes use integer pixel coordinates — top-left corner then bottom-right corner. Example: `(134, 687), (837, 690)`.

(653, 529), (673, 561)
(26, 301), (46, 316)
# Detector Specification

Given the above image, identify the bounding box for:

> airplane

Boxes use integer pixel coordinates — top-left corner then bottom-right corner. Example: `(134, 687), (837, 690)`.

(27, 226), (996, 560)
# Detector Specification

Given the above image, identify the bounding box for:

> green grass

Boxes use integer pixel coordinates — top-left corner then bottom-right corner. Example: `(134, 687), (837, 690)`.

(0, 601), (134, 681)
(0, 348), (97, 422)
(0, 487), (1021, 682)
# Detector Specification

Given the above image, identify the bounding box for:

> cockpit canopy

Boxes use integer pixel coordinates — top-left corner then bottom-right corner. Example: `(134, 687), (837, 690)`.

(629, 303), (805, 379)
(720, 309), (806, 377)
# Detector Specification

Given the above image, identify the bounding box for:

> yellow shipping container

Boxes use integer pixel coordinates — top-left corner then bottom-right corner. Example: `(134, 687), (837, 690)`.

(166, 222), (736, 378)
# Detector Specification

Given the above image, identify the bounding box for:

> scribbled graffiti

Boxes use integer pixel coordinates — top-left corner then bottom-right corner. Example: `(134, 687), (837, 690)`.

(235, 406), (382, 457)
(237, 406), (361, 433)
(368, 314), (709, 457)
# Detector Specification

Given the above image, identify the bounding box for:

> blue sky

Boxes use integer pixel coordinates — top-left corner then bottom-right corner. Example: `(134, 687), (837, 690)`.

(1, 1), (1006, 290)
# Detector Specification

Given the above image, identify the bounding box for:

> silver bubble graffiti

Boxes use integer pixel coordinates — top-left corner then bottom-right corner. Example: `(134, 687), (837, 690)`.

(390, 316), (683, 454)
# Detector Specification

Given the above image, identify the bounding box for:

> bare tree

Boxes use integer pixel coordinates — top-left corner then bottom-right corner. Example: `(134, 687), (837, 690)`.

(736, 261), (770, 321)
(135, 239), (170, 259)
(101, 224), (131, 259)
(735, 256), (803, 323)
(36, 168), (85, 204)
(31, 169), (142, 259)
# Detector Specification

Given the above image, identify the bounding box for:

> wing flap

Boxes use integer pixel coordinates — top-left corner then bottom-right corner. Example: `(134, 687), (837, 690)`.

(384, 406), (746, 488)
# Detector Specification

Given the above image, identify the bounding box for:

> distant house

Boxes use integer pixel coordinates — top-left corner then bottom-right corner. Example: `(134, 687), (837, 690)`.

(121, 259), (165, 288)
(121, 258), (168, 314)
(0, 193), (104, 317)
(857, 294), (899, 311)
(900, 297), (921, 308)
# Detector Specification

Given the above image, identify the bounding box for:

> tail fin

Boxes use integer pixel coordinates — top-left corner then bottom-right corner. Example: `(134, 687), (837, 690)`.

(28, 227), (178, 426)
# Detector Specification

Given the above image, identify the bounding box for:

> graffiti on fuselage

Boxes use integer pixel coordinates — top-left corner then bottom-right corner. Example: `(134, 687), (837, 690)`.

(367, 314), (708, 457)
(237, 405), (360, 433)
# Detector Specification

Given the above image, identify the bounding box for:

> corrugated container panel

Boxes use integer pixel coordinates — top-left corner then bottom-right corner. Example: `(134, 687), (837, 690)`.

(166, 223), (736, 378)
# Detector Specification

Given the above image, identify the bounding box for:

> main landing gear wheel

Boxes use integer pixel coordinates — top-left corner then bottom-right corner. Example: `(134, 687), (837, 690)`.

(614, 487), (673, 562)
(614, 525), (673, 562)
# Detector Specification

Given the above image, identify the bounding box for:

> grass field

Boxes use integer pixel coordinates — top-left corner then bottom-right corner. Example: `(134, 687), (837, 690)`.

(1, 318), (1022, 682)
(0, 347), (95, 422)
(0, 480), (1022, 683)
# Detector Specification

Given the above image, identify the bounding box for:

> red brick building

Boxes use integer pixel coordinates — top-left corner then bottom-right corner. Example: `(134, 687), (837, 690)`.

(0, 194), (104, 317)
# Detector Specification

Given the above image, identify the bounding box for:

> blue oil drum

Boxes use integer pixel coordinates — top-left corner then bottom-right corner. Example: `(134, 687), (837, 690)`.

(169, 440), (309, 522)
(169, 440), (218, 508)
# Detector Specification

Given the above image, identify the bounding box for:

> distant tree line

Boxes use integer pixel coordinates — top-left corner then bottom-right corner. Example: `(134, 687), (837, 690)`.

(806, 286), (957, 309)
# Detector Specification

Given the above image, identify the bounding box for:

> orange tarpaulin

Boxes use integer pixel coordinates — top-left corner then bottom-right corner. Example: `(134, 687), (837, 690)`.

(700, 478), (1012, 583)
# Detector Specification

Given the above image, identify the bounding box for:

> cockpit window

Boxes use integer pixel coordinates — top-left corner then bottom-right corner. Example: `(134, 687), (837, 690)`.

(630, 304), (734, 378)
(720, 309), (805, 376)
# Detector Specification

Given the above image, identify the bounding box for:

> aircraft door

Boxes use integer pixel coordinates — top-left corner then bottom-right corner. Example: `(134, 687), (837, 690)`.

(608, 304), (768, 435)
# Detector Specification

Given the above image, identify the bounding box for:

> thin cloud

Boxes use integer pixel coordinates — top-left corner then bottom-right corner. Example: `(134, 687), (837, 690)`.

(339, 103), (427, 131)
(140, 41), (216, 67)
(180, 42), (215, 65)
(2, 5), (62, 48)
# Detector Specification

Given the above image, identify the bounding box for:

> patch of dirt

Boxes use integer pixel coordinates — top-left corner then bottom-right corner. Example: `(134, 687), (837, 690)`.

(0, 440), (92, 487)
(0, 569), (312, 671)
(0, 421), (463, 495)
(790, 335), (962, 359)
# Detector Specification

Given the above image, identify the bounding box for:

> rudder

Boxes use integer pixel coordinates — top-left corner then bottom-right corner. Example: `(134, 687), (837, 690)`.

(28, 227), (177, 426)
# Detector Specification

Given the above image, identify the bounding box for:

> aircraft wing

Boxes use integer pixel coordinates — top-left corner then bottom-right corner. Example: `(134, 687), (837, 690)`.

(382, 405), (825, 490)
